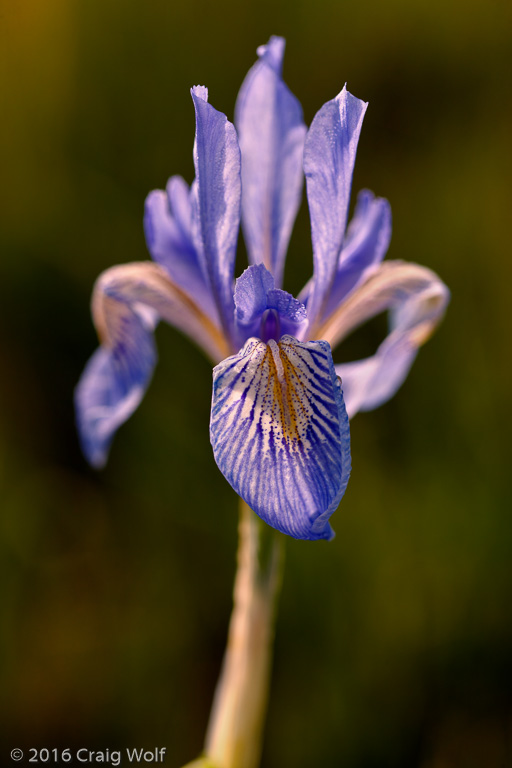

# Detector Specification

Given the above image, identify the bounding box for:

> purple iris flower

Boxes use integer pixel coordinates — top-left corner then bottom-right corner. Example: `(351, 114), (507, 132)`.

(75, 37), (449, 541)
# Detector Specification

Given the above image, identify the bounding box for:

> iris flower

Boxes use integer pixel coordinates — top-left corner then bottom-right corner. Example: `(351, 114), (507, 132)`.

(75, 37), (449, 541)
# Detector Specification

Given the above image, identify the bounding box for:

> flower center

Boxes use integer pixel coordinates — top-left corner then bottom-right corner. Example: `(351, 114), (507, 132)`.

(260, 308), (281, 343)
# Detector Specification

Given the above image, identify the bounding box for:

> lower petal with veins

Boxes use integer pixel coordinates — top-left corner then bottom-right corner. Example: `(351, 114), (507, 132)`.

(210, 335), (351, 541)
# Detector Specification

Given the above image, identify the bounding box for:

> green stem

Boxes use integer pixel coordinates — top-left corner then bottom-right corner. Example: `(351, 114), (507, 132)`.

(203, 498), (284, 768)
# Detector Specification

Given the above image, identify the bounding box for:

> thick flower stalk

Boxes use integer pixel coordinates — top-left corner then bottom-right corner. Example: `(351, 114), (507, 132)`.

(75, 37), (448, 540)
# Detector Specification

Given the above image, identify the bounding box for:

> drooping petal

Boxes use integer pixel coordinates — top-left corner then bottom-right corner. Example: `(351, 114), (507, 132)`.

(75, 334), (156, 469)
(304, 86), (368, 333)
(210, 335), (351, 540)
(321, 261), (450, 417)
(336, 336), (418, 419)
(75, 262), (230, 467)
(235, 36), (307, 288)
(143, 176), (218, 322)
(191, 86), (241, 345)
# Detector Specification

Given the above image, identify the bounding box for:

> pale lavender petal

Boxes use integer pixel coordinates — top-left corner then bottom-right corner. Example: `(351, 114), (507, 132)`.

(336, 338), (418, 419)
(188, 178), (209, 284)
(75, 327), (156, 469)
(304, 86), (368, 333)
(235, 36), (307, 288)
(298, 190), (391, 317)
(167, 175), (193, 238)
(143, 176), (218, 321)
(326, 261), (450, 417)
(75, 262), (230, 467)
(191, 86), (241, 345)
(210, 335), (351, 540)
(323, 190), (391, 316)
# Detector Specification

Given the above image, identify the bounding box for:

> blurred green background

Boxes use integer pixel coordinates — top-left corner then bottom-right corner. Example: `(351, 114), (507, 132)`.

(1, 0), (511, 766)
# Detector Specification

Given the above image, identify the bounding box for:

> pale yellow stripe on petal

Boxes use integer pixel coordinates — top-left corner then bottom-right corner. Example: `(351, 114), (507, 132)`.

(92, 262), (231, 363)
(315, 260), (449, 351)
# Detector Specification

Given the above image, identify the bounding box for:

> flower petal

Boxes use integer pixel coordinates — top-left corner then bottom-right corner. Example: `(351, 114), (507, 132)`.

(235, 36), (307, 288)
(234, 263), (275, 338)
(75, 262), (230, 467)
(210, 335), (351, 540)
(298, 189), (391, 319)
(266, 289), (308, 339)
(191, 86), (241, 345)
(322, 261), (450, 417)
(304, 86), (368, 333)
(234, 264), (307, 342)
(75, 336), (155, 469)
(336, 337), (418, 419)
(143, 176), (218, 322)
(167, 174), (193, 238)
(323, 190), (392, 317)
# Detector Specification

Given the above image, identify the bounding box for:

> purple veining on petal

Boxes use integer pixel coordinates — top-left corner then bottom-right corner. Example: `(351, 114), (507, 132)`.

(235, 36), (307, 288)
(304, 86), (368, 333)
(191, 85), (241, 347)
(76, 36), (449, 544)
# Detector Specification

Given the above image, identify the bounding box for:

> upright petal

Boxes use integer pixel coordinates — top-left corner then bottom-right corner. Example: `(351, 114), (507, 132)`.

(234, 263), (275, 339)
(191, 86), (241, 345)
(304, 86), (368, 333)
(210, 335), (351, 540)
(235, 36), (307, 288)
(234, 263), (307, 343)
(75, 262), (230, 467)
(298, 190), (391, 319)
(323, 190), (392, 317)
(321, 261), (450, 417)
(144, 176), (218, 322)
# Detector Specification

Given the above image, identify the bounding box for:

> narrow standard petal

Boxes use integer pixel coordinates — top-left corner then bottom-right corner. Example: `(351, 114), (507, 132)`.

(319, 260), (450, 417)
(75, 262), (230, 467)
(143, 176), (218, 322)
(304, 86), (368, 334)
(235, 36), (307, 288)
(210, 335), (351, 540)
(298, 190), (391, 319)
(191, 86), (242, 346)
(322, 190), (392, 318)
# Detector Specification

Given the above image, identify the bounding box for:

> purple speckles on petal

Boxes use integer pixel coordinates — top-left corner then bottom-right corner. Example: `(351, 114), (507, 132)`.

(77, 36), (449, 542)
(210, 335), (351, 540)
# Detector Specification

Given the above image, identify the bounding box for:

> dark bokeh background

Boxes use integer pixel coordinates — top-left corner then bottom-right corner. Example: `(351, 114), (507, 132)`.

(1, 1), (511, 766)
